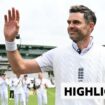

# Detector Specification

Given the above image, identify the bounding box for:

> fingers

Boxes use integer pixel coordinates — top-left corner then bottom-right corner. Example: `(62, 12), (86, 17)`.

(16, 9), (20, 22)
(8, 10), (12, 20)
(12, 8), (15, 20)
(4, 8), (20, 23)
(4, 15), (7, 23)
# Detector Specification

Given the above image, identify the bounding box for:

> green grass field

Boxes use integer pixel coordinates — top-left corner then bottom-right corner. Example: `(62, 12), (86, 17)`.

(8, 88), (55, 105)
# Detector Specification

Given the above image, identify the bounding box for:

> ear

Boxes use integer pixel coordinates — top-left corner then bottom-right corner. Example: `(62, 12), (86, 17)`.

(89, 22), (95, 32)
(90, 22), (94, 28)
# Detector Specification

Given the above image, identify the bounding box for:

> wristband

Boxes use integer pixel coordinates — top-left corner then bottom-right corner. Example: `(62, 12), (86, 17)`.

(5, 40), (17, 51)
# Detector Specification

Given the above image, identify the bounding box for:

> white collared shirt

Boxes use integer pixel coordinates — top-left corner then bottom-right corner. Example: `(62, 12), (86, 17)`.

(35, 41), (105, 105)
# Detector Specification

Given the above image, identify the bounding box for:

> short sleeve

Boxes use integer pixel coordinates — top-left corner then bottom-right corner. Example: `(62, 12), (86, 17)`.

(35, 48), (56, 72)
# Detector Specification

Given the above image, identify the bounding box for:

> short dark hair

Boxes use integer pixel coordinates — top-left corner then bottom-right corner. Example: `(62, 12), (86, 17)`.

(69, 5), (97, 25)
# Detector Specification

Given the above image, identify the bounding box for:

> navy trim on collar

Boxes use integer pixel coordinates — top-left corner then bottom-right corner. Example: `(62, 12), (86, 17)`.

(72, 37), (93, 55)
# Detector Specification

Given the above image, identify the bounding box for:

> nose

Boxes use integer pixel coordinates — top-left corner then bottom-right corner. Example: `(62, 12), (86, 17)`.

(68, 23), (75, 32)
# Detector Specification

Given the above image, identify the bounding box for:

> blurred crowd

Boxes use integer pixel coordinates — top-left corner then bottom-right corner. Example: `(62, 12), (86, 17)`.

(0, 73), (54, 105)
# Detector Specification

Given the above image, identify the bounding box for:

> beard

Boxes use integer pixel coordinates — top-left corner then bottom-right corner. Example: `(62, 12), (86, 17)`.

(69, 30), (86, 43)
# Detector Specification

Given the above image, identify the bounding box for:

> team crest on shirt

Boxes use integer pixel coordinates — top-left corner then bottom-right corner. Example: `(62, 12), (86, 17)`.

(78, 67), (84, 82)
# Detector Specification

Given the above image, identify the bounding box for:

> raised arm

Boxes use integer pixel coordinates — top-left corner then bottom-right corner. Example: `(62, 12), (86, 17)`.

(4, 8), (41, 75)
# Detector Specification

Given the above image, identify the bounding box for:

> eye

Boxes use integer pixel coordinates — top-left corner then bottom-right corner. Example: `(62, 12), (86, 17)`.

(73, 20), (81, 25)
(67, 20), (71, 25)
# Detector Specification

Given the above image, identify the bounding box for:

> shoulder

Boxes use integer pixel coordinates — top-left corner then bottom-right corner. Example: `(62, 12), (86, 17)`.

(91, 44), (105, 60)
(93, 44), (105, 53)
(46, 45), (72, 55)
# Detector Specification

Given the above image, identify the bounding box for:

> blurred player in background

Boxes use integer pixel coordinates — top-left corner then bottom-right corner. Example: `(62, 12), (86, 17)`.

(35, 73), (48, 105)
(0, 73), (9, 105)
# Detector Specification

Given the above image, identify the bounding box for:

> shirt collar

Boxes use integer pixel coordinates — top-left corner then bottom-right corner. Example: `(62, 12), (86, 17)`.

(72, 37), (93, 55)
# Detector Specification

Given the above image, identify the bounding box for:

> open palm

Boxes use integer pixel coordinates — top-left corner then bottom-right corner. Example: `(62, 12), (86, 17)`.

(4, 8), (20, 41)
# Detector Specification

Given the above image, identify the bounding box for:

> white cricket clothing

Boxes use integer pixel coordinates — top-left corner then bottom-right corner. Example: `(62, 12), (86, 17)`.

(23, 77), (30, 105)
(0, 77), (8, 105)
(9, 78), (15, 91)
(14, 77), (26, 105)
(35, 42), (105, 105)
(35, 78), (48, 105)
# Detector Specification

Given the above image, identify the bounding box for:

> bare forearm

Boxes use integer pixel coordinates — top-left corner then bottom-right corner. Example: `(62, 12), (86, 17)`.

(4, 8), (41, 75)
(7, 50), (41, 74)
(7, 50), (25, 74)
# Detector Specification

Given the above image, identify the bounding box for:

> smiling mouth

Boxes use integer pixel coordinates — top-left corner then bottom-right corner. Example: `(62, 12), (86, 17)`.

(70, 32), (75, 34)
(69, 32), (76, 35)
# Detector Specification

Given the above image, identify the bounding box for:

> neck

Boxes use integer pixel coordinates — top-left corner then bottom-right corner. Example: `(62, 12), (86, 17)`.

(76, 36), (92, 50)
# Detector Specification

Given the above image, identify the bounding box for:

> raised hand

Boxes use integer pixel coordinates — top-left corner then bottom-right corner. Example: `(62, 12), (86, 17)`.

(4, 8), (20, 41)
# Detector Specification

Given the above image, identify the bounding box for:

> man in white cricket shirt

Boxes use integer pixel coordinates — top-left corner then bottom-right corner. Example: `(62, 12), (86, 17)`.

(14, 75), (26, 105)
(3, 4), (105, 105)
(0, 74), (9, 105)
(35, 73), (48, 105)
(22, 74), (30, 105)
